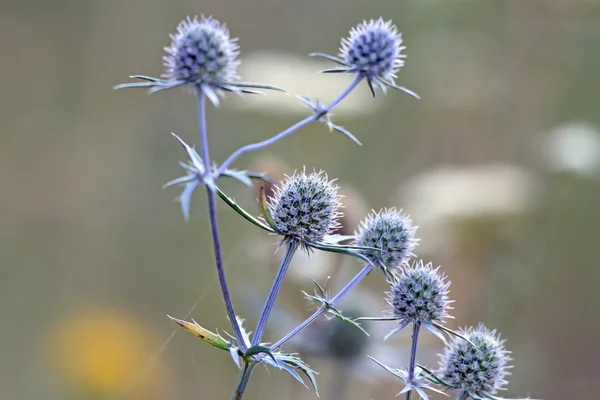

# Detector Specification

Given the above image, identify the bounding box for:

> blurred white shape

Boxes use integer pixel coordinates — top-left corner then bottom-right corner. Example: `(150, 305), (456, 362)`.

(227, 51), (379, 116)
(540, 121), (600, 177)
(288, 248), (335, 284)
(396, 164), (541, 253)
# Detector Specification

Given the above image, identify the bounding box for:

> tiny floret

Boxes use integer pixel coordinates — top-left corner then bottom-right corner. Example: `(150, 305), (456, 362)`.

(163, 16), (240, 91)
(388, 260), (451, 325)
(355, 208), (417, 272)
(268, 170), (342, 246)
(438, 324), (512, 399)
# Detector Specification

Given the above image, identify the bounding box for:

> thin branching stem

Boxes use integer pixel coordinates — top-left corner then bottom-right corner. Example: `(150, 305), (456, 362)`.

(231, 361), (256, 400)
(405, 322), (421, 400)
(252, 240), (300, 346)
(271, 263), (373, 350)
(216, 73), (364, 175)
(197, 94), (246, 350)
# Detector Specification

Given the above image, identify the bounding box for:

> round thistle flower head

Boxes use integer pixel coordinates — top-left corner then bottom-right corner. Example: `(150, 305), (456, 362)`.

(163, 16), (240, 92)
(340, 18), (404, 82)
(388, 260), (451, 325)
(355, 208), (418, 272)
(268, 170), (342, 246)
(438, 324), (512, 399)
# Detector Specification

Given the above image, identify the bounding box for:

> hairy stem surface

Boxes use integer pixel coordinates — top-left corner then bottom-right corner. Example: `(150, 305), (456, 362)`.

(405, 322), (421, 400)
(271, 263), (373, 350)
(217, 74), (364, 174)
(197, 94), (246, 350)
(252, 240), (300, 346)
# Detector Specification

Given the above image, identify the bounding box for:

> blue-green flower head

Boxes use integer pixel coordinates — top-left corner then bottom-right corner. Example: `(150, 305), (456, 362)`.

(355, 208), (418, 272)
(268, 170), (343, 246)
(388, 260), (451, 325)
(163, 16), (240, 92)
(438, 324), (512, 399)
(340, 18), (405, 85)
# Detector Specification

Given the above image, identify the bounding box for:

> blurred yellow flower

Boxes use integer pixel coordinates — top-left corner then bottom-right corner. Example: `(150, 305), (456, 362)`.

(46, 307), (171, 399)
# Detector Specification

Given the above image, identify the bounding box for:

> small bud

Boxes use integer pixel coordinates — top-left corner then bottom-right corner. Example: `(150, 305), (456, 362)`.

(438, 324), (512, 399)
(355, 208), (418, 271)
(388, 260), (451, 325)
(268, 170), (342, 245)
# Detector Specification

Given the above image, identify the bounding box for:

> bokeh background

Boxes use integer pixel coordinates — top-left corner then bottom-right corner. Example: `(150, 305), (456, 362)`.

(2, 0), (600, 399)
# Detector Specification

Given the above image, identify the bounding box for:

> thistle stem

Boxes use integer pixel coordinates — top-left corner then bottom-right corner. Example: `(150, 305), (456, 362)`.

(216, 74), (364, 175)
(252, 240), (300, 346)
(271, 263), (373, 351)
(405, 322), (421, 400)
(197, 94), (246, 351)
(231, 361), (256, 400)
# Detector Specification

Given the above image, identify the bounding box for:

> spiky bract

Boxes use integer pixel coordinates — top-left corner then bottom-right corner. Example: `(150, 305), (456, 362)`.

(268, 170), (342, 246)
(355, 208), (417, 272)
(438, 324), (512, 399)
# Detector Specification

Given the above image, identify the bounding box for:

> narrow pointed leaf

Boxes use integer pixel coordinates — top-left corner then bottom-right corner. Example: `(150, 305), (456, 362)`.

(232, 82), (287, 92)
(384, 320), (411, 341)
(308, 52), (348, 66)
(303, 241), (373, 264)
(179, 180), (200, 221)
(320, 68), (352, 74)
(384, 81), (421, 99)
(171, 133), (205, 175)
(422, 321), (448, 344)
(366, 78), (376, 98)
(329, 123), (363, 146)
(417, 364), (451, 386)
(168, 316), (231, 351)
(432, 322), (477, 348)
(213, 186), (275, 233)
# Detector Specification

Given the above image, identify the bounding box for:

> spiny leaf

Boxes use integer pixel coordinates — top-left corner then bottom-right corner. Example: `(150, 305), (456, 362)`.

(432, 322), (477, 349)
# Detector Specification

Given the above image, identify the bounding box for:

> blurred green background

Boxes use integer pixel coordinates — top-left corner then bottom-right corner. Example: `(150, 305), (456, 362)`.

(2, 0), (600, 399)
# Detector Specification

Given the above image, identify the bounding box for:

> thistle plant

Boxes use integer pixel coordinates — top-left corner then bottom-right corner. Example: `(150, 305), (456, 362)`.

(115, 14), (537, 400)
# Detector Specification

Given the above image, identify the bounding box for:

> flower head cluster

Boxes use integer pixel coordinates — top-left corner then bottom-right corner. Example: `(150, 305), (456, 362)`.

(163, 16), (240, 92)
(355, 208), (417, 273)
(388, 260), (451, 326)
(438, 324), (512, 399)
(340, 19), (404, 84)
(311, 18), (418, 98)
(115, 15), (282, 106)
(268, 170), (342, 246)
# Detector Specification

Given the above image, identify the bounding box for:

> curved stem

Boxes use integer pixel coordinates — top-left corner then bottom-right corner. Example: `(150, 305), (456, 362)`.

(197, 94), (246, 350)
(271, 263), (373, 351)
(252, 241), (299, 346)
(217, 74), (364, 174)
(405, 322), (421, 400)
(231, 361), (256, 400)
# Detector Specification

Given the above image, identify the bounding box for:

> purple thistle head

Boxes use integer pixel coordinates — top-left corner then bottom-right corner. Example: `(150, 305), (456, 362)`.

(355, 208), (418, 273)
(163, 16), (240, 92)
(340, 18), (405, 85)
(387, 260), (451, 325)
(268, 170), (342, 246)
(438, 324), (512, 399)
